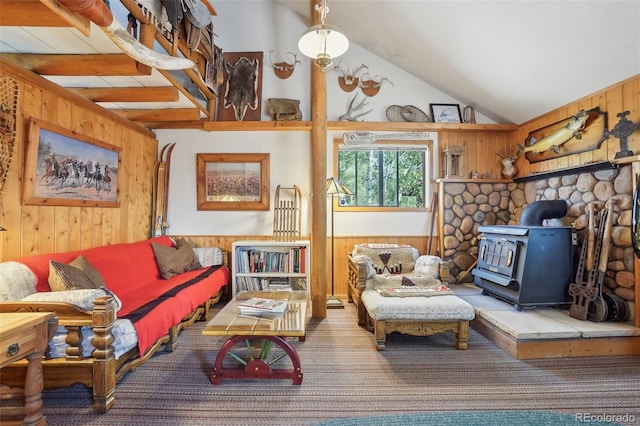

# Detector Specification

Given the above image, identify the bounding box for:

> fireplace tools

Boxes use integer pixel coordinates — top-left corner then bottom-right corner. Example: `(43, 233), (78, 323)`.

(569, 199), (627, 321)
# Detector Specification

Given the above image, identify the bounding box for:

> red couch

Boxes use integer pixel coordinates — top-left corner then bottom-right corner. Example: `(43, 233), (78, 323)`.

(0, 236), (229, 412)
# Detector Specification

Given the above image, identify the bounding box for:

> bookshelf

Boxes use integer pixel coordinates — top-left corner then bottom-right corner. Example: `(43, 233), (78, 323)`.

(231, 240), (311, 298)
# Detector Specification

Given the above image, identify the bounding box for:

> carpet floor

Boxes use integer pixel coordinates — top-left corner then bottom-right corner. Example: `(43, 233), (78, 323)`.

(2, 303), (640, 425)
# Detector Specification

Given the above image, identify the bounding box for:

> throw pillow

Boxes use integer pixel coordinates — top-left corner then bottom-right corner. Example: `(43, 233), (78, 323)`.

(152, 239), (202, 279)
(69, 255), (106, 288)
(48, 260), (101, 291)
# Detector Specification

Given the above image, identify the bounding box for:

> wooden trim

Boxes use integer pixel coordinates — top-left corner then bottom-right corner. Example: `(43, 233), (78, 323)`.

(0, 57), (156, 138)
(471, 316), (640, 359)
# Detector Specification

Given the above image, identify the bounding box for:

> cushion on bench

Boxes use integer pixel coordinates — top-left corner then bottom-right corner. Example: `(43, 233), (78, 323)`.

(361, 289), (475, 321)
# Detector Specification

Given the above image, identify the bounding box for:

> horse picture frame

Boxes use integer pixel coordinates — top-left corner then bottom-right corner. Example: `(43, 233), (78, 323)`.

(23, 118), (121, 207)
(196, 153), (270, 211)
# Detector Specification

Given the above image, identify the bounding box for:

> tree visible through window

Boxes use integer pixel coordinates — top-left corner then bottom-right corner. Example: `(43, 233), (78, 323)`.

(336, 142), (431, 210)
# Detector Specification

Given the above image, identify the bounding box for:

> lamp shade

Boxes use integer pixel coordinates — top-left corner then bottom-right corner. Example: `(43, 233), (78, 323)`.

(298, 24), (349, 70)
(326, 177), (353, 195)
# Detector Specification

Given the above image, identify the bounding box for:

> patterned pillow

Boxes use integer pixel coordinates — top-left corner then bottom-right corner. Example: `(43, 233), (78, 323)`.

(48, 260), (101, 291)
(69, 255), (106, 287)
(152, 238), (202, 279)
(353, 244), (418, 275)
(193, 247), (223, 266)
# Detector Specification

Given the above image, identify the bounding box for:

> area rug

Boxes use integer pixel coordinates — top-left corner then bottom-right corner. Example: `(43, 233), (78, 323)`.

(317, 410), (624, 425)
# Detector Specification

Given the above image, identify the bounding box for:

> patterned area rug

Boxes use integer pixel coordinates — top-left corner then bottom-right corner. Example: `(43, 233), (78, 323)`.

(2, 304), (640, 425)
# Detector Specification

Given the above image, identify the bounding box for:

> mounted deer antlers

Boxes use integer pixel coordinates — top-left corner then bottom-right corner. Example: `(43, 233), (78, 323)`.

(359, 73), (393, 97)
(266, 50), (300, 79)
(333, 59), (368, 92)
(495, 148), (521, 179)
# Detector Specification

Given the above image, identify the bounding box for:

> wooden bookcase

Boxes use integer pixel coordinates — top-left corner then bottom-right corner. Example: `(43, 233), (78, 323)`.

(231, 240), (311, 298)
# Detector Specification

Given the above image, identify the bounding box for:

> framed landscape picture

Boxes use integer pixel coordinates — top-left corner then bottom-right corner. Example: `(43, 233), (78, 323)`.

(23, 118), (121, 207)
(430, 103), (463, 123)
(196, 153), (270, 211)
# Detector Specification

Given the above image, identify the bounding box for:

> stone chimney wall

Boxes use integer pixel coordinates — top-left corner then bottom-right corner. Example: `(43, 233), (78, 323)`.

(438, 164), (635, 321)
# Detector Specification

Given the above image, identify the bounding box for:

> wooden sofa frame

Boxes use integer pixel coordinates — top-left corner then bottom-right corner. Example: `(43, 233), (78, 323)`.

(0, 253), (228, 413)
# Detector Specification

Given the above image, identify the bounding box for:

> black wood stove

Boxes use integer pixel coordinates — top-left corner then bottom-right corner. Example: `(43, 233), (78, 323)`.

(472, 200), (575, 310)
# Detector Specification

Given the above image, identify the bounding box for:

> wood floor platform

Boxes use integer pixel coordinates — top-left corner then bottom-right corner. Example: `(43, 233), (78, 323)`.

(453, 284), (640, 359)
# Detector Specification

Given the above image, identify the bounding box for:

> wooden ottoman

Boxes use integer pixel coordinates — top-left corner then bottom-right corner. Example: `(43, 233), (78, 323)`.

(360, 289), (475, 351)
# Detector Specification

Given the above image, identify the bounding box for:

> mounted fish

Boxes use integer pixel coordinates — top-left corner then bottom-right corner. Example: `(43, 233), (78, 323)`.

(518, 109), (589, 158)
(219, 52), (264, 121)
(359, 73), (392, 97)
(266, 51), (300, 79)
(56, 0), (194, 70)
(333, 60), (368, 92)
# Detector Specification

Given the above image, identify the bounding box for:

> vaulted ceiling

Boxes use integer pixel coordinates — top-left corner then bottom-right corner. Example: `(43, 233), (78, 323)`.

(1, 0), (638, 128)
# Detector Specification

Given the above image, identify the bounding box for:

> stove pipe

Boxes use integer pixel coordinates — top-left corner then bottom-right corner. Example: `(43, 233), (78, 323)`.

(519, 200), (568, 226)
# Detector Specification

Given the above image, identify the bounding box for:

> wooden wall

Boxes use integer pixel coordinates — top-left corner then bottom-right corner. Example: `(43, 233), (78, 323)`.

(178, 235), (435, 300)
(438, 131), (513, 179)
(514, 74), (639, 174)
(0, 59), (157, 261)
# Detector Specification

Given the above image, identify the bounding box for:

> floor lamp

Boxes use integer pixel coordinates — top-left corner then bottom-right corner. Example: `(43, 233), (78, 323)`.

(326, 177), (353, 308)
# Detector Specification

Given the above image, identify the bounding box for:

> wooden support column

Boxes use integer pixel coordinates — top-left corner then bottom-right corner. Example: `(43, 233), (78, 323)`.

(309, 0), (327, 319)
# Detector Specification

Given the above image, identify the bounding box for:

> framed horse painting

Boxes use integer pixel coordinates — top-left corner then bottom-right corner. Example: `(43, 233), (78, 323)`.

(23, 118), (121, 207)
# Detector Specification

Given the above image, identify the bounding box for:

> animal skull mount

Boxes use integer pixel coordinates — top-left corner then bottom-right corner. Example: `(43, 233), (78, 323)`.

(267, 51), (300, 79)
(333, 60), (368, 92)
(359, 73), (392, 97)
(495, 149), (521, 179)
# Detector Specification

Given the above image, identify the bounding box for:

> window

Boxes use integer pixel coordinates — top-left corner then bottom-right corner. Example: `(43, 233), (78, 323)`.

(335, 139), (433, 211)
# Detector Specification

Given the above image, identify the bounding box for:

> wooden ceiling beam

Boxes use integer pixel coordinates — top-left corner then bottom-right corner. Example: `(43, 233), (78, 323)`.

(0, 53), (152, 76)
(112, 108), (201, 122)
(0, 1), (81, 28)
(66, 86), (179, 102)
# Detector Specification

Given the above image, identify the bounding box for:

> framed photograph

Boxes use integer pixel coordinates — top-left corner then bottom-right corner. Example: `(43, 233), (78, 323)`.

(23, 118), (121, 207)
(429, 103), (463, 123)
(196, 153), (270, 211)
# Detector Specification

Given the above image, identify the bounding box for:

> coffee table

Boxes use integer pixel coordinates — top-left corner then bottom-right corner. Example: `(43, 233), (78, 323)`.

(202, 290), (308, 385)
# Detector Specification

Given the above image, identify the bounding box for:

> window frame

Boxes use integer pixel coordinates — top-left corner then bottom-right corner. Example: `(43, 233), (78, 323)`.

(332, 138), (435, 212)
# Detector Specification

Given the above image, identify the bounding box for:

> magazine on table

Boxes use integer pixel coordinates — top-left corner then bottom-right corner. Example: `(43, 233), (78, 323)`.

(238, 297), (288, 315)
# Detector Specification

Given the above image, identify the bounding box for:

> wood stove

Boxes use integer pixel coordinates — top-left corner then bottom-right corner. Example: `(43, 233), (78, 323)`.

(472, 225), (575, 310)
(472, 200), (576, 310)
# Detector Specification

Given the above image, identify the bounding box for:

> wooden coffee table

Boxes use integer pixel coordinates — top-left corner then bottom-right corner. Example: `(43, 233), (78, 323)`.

(202, 290), (308, 385)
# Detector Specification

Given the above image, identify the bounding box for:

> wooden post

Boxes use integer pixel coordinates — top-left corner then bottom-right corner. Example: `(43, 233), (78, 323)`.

(309, 0), (327, 319)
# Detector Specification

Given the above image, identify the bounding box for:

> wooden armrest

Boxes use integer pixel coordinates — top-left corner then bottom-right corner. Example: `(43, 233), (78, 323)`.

(0, 296), (116, 360)
(347, 254), (369, 291)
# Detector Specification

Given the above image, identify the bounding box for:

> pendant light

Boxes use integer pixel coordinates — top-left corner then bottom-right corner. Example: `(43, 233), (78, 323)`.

(297, 0), (349, 71)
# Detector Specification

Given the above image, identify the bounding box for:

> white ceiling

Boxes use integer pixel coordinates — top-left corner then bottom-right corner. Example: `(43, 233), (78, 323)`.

(277, 0), (640, 124)
(1, 1), (638, 125)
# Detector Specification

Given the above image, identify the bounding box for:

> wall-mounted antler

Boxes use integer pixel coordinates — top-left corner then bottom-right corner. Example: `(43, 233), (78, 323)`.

(359, 73), (393, 97)
(333, 59), (368, 92)
(338, 94), (372, 122)
(266, 50), (300, 79)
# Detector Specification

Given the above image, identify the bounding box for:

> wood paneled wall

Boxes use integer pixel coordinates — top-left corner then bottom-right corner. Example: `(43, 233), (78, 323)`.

(514, 74), (639, 175)
(178, 235), (436, 300)
(0, 59), (157, 261)
(438, 131), (513, 179)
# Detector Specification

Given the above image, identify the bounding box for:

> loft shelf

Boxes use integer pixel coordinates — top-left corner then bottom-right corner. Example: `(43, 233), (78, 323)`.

(143, 120), (518, 133)
(513, 161), (617, 182)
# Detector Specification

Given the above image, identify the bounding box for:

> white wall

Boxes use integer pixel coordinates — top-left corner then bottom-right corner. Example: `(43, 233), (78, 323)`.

(155, 0), (493, 237)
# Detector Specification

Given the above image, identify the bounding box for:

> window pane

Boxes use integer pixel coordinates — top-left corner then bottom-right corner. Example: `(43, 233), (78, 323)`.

(338, 145), (428, 209)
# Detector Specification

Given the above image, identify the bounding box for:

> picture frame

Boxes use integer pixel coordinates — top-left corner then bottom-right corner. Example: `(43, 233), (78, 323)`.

(196, 153), (270, 211)
(429, 103), (463, 123)
(23, 118), (121, 207)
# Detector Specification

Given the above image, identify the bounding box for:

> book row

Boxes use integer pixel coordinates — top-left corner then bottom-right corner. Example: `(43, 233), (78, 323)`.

(235, 247), (306, 274)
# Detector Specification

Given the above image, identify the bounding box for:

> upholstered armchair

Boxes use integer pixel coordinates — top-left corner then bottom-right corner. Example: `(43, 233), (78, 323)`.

(346, 243), (440, 326)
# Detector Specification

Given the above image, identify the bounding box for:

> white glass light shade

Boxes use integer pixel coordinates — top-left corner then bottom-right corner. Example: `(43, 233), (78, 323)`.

(298, 24), (349, 70)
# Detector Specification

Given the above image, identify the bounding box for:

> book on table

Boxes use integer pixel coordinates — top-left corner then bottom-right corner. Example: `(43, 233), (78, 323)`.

(238, 297), (288, 315)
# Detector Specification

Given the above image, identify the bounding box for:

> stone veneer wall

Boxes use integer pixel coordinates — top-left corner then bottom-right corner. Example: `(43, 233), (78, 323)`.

(439, 164), (635, 322)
